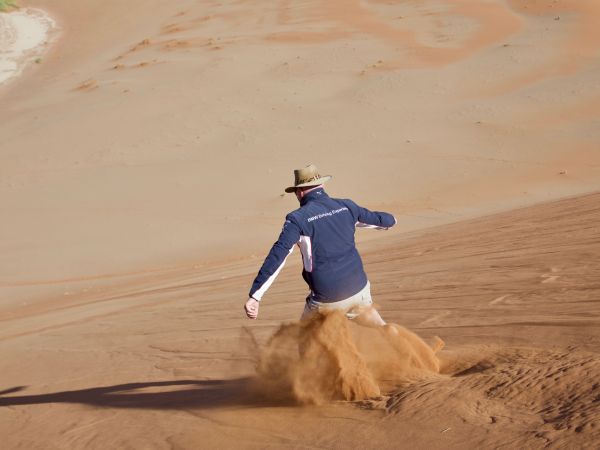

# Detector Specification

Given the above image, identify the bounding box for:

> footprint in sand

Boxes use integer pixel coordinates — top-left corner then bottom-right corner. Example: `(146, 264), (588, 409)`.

(75, 79), (98, 91)
(541, 273), (560, 284)
(490, 294), (510, 305)
(419, 311), (450, 326)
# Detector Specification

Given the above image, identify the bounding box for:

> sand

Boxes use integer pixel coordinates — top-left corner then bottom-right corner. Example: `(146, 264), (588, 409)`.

(1, 0), (600, 448)
(1, 192), (599, 449)
(0, 7), (56, 84)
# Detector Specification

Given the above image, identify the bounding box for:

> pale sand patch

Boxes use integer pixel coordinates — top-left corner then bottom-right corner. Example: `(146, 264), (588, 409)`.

(0, 7), (57, 85)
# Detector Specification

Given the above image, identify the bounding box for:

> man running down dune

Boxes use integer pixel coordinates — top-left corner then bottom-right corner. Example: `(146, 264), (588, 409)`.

(245, 164), (397, 326)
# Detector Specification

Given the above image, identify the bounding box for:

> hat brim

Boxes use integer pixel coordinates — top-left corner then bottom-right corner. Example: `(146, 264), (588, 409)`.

(284, 175), (332, 193)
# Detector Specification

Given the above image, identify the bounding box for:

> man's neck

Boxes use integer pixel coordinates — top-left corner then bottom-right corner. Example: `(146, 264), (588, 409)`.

(300, 187), (326, 205)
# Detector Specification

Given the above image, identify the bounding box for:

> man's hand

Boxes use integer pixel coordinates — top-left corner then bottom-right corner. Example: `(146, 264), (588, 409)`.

(244, 298), (260, 319)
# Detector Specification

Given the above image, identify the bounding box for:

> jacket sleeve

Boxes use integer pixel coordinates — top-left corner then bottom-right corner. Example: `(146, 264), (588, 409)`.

(342, 199), (396, 230)
(249, 215), (301, 301)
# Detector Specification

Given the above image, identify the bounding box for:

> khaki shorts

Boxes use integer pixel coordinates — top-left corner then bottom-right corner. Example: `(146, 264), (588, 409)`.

(301, 281), (373, 320)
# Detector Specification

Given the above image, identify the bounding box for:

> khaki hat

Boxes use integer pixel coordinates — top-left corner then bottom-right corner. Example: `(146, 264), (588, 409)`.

(284, 164), (332, 193)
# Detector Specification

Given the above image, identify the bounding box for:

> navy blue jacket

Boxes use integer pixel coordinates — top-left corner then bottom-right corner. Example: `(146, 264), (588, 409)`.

(249, 188), (396, 303)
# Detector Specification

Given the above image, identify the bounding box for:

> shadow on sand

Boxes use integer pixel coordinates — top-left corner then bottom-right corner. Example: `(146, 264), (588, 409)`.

(0, 378), (293, 410)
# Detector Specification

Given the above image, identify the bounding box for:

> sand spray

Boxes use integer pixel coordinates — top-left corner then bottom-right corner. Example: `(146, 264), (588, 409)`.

(253, 309), (443, 404)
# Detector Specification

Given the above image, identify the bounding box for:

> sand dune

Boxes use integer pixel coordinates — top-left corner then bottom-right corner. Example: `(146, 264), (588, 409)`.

(1, 0), (600, 448)
(2, 0), (600, 305)
(1, 191), (599, 449)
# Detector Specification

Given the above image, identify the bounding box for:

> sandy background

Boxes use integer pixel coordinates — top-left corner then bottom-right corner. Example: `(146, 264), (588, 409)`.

(1, 0), (599, 448)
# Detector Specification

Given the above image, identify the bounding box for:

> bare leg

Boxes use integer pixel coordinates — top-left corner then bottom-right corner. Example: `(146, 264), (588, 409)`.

(353, 306), (386, 328)
(300, 301), (317, 322)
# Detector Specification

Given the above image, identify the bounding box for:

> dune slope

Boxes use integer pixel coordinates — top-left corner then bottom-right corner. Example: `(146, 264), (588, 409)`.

(0, 192), (598, 449)
(2, 0), (600, 305)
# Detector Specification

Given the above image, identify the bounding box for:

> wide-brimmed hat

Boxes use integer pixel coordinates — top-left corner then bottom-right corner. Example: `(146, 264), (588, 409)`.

(284, 164), (332, 193)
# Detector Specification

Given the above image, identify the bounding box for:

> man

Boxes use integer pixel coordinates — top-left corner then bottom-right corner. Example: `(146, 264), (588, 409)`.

(244, 164), (396, 326)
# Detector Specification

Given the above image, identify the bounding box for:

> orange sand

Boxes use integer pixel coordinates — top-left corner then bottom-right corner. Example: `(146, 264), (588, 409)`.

(1, 1), (600, 448)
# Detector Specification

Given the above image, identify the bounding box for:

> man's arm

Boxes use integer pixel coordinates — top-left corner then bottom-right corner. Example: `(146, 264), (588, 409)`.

(248, 216), (301, 302)
(342, 199), (396, 230)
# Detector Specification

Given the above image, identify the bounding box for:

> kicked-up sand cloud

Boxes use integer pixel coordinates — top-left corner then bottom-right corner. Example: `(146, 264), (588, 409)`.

(254, 309), (444, 404)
